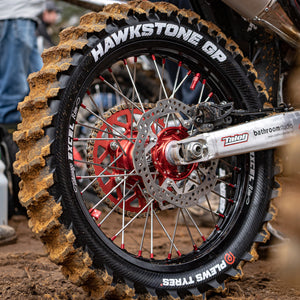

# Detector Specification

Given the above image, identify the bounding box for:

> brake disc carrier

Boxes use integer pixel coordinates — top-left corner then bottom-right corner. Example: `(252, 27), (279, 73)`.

(133, 99), (218, 208)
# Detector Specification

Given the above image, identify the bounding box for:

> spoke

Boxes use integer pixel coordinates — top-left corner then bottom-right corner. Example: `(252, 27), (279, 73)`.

(152, 55), (168, 99)
(74, 137), (135, 142)
(132, 57), (137, 102)
(138, 206), (150, 257)
(217, 178), (236, 188)
(80, 103), (132, 144)
(205, 194), (217, 226)
(85, 89), (130, 158)
(184, 208), (206, 242)
(164, 113), (170, 129)
(172, 61), (182, 97)
(187, 175), (201, 186)
(180, 209), (198, 251)
(111, 198), (155, 241)
(182, 177), (188, 194)
(81, 153), (123, 194)
(76, 121), (115, 136)
(150, 201), (154, 259)
(219, 159), (241, 172)
(99, 76), (143, 113)
(211, 190), (234, 203)
(204, 92), (213, 102)
(123, 59), (145, 113)
(74, 158), (126, 172)
(217, 173), (233, 182)
(198, 79), (206, 103)
(108, 67), (122, 93)
(92, 169), (136, 210)
(121, 171), (126, 249)
(168, 208), (180, 259)
(196, 203), (223, 218)
(170, 70), (192, 98)
(86, 90), (102, 116)
(99, 181), (139, 227)
(131, 57), (139, 132)
(108, 66), (139, 126)
(93, 84), (105, 114)
(153, 210), (181, 256)
(78, 173), (138, 179)
(159, 58), (166, 100)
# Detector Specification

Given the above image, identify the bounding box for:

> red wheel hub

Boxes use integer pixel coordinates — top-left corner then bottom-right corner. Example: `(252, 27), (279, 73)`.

(151, 126), (198, 181)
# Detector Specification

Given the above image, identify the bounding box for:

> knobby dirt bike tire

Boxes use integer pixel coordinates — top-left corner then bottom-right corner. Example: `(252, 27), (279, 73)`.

(13, 1), (281, 299)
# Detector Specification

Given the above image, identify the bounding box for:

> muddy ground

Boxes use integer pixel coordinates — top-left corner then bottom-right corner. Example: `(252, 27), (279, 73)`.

(1, 175), (300, 300)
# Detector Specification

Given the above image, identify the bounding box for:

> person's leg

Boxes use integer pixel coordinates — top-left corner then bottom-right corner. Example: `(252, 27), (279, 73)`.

(0, 19), (42, 124)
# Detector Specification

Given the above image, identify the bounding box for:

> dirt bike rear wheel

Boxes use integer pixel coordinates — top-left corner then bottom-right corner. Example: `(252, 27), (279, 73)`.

(13, 1), (277, 298)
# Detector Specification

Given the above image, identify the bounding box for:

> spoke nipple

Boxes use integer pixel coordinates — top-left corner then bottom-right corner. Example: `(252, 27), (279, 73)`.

(97, 223), (101, 228)
(99, 76), (105, 82)
(178, 61), (182, 67)
(121, 244), (125, 249)
(162, 58), (166, 64)
(80, 103), (86, 109)
(138, 250), (142, 257)
(229, 183), (236, 188)
(167, 253), (172, 260)
(108, 68), (112, 73)
(215, 224), (220, 231)
(201, 235), (206, 242)
(111, 236), (117, 241)
(193, 244), (198, 251)
(202, 79), (206, 85)
(150, 253), (154, 259)
(86, 90), (91, 96)
(177, 251), (182, 257)
(234, 167), (241, 173)
(151, 55), (156, 61)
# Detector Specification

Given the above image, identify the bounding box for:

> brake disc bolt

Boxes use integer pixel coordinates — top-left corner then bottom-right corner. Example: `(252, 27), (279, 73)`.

(110, 141), (118, 151)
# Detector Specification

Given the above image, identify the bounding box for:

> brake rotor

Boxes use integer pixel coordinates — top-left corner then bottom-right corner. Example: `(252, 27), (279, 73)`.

(133, 99), (218, 208)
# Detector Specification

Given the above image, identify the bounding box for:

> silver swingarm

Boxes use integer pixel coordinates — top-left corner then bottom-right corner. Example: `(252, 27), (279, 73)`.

(168, 111), (300, 165)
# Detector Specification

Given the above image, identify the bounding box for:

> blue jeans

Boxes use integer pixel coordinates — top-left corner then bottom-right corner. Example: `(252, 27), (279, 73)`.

(0, 19), (42, 124)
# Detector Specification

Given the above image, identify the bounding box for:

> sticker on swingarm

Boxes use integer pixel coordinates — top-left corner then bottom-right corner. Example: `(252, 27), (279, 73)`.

(91, 22), (227, 63)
